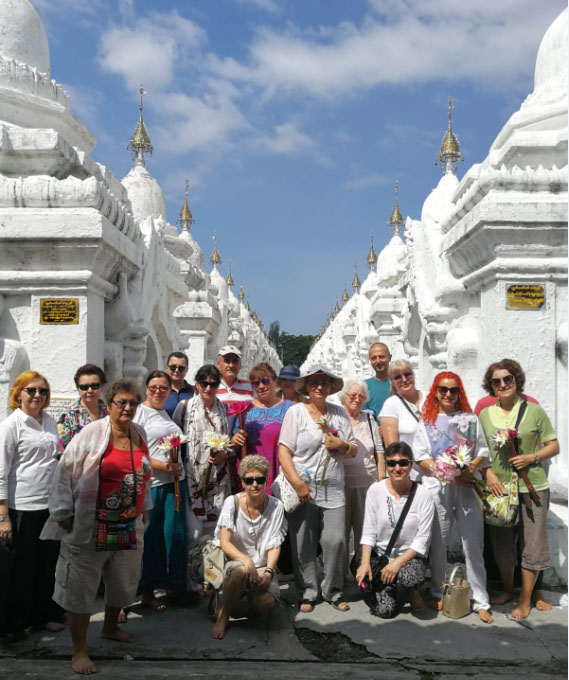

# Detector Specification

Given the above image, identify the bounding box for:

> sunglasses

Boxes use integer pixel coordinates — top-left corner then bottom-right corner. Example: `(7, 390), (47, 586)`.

(386, 459), (411, 468)
(22, 387), (49, 397)
(393, 371), (413, 382)
(148, 385), (169, 393)
(437, 386), (460, 396)
(78, 383), (101, 391)
(168, 365), (187, 373)
(242, 476), (267, 486)
(199, 380), (220, 389)
(112, 399), (139, 409)
(491, 375), (514, 388)
(252, 378), (272, 388)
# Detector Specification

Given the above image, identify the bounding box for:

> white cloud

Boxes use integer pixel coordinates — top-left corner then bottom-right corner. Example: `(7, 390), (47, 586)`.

(235, 0), (280, 13)
(343, 173), (390, 190)
(33, 0), (102, 14)
(253, 122), (314, 155)
(98, 11), (205, 91)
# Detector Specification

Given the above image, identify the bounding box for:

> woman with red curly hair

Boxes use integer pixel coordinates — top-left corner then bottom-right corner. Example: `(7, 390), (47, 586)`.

(413, 372), (493, 623)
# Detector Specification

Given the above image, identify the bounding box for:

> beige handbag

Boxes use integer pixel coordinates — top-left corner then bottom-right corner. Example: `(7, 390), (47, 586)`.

(442, 564), (472, 619)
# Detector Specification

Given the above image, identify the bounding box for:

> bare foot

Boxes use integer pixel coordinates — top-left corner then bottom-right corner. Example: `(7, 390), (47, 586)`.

(141, 596), (166, 612)
(430, 598), (443, 611)
(117, 608), (128, 624)
(410, 590), (425, 613)
(532, 590), (552, 611)
(211, 615), (229, 639)
(44, 620), (66, 632)
(490, 591), (513, 605)
(478, 608), (494, 623)
(101, 627), (135, 643)
(511, 602), (531, 619)
(72, 650), (97, 675)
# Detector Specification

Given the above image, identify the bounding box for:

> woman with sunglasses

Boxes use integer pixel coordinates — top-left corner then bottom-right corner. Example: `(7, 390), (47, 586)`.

(0, 371), (64, 638)
(413, 372), (494, 623)
(57, 364), (107, 454)
(211, 455), (286, 639)
(182, 364), (231, 541)
(231, 363), (293, 490)
(479, 360), (558, 619)
(41, 379), (152, 675)
(356, 442), (434, 619)
(133, 371), (187, 611)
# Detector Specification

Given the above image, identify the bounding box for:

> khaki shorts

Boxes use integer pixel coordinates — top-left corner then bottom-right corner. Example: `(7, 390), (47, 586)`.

(489, 489), (551, 571)
(224, 560), (281, 602)
(53, 516), (144, 613)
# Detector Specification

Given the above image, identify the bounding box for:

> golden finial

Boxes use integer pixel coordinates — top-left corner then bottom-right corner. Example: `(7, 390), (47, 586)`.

(238, 280), (245, 301)
(209, 232), (222, 268)
(245, 298), (251, 312)
(226, 260), (235, 287)
(127, 86), (153, 166)
(387, 180), (404, 236)
(334, 298), (341, 314)
(341, 282), (349, 303)
(177, 179), (195, 233)
(251, 310), (258, 322)
(436, 96), (463, 173)
(367, 231), (377, 269)
(352, 262), (361, 291)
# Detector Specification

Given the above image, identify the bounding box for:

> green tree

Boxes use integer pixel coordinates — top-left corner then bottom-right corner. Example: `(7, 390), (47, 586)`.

(268, 320), (314, 366)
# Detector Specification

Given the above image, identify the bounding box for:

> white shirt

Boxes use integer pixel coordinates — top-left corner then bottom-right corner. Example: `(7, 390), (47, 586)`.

(0, 409), (59, 511)
(379, 392), (425, 480)
(216, 378), (253, 403)
(214, 494), (287, 567)
(343, 412), (383, 488)
(279, 402), (356, 509)
(133, 405), (184, 488)
(360, 479), (434, 558)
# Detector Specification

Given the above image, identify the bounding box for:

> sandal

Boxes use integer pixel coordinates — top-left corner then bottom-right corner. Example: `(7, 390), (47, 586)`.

(298, 599), (316, 613)
(326, 598), (350, 612)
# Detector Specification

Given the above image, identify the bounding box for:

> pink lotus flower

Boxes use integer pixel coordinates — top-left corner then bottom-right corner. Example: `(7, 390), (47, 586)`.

(226, 401), (253, 416)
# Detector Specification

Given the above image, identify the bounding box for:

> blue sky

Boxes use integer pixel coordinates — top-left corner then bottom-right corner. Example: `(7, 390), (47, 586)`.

(33, 0), (565, 334)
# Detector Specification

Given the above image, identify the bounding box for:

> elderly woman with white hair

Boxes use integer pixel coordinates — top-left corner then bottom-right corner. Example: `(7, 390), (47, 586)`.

(340, 378), (384, 575)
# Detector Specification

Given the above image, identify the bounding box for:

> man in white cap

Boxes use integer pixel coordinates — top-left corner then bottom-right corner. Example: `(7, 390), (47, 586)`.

(216, 345), (253, 403)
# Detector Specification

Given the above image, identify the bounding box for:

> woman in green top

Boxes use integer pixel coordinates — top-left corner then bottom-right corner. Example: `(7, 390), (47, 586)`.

(479, 359), (559, 620)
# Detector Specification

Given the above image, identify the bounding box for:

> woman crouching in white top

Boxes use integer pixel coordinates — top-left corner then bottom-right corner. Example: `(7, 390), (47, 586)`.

(356, 442), (434, 619)
(211, 455), (286, 640)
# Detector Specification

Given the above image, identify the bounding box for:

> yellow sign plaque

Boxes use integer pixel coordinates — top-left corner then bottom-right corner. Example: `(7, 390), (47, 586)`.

(506, 285), (545, 310)
(40, 298), (79, 325)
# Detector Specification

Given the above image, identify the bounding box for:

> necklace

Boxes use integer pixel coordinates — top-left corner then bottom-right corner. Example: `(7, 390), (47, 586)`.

(245, 496), (267, 550)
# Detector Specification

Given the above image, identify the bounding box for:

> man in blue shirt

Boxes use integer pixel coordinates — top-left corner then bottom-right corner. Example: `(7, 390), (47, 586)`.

(362, 342), (391, 419)
(164, 351), (194, 417)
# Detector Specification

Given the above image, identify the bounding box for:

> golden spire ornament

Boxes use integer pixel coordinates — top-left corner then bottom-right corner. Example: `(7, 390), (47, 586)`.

(238, 280), (245, 301)
(334, 298), (341, 314)
(209, 232), (222, 268)
(367, 232), (377, 270)
(436, 96), (463, 174)
(177, 179), (195, 234)
(127, 85), (153, 166)
(352, 262), (361, 292)
(226, 260), (235, 287)
(341, 282), (349, 303)
(387, 180), (404, 237)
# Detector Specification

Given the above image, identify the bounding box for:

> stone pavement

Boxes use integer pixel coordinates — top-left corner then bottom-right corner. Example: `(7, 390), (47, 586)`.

(0, 581), (566, 679)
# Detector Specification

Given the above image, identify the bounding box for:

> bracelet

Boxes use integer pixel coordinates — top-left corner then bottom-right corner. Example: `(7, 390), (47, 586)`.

(534, 453), (540, 465)
(264, 567), (275, 576)
(0, 515), (9, 522)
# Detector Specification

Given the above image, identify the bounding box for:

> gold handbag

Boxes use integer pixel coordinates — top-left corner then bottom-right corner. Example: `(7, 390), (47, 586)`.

(442, 564), (471, 619)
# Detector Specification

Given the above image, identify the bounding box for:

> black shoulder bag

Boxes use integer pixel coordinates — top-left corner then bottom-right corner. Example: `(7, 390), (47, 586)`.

(350, 481), (418, 592)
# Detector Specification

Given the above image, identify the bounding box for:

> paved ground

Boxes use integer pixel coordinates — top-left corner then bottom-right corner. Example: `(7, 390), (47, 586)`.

(0, 580), (566, 679)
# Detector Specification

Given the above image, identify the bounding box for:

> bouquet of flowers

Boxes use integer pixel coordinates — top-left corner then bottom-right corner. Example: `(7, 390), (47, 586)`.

(159, 433), (189, 511)
(201, 431), (231, 499)
(492, 428), (540, 504)
(433, 444), (472, 486)
(317, 414), (338, 487)
(226, 400), (253, 459)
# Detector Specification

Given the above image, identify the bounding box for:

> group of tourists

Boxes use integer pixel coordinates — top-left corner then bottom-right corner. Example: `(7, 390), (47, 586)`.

(0, 341), (559, 675)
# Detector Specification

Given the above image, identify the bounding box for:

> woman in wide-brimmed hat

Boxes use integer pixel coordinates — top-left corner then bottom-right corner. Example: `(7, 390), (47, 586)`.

(278, 364), (357, 613)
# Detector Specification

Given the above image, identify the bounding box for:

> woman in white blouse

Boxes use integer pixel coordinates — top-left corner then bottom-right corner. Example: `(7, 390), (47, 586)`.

(356, 442), (434, 619)
(133, 370), (186, 611)
(0, 371), (64, 638)
(211, 455), (286, 640)
(278, 365), (357, 613)
(339, 379), (384, 575)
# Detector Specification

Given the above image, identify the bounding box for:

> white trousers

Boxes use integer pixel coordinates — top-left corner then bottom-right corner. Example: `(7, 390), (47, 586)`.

(425, 479), (490, 611)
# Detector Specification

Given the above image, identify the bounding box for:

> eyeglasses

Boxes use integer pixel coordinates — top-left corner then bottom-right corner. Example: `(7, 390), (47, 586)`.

(491, 375), (514, 388)
(437, 386), (460, 396)
(307, 378), (330, 387)
(22, 387), (48, 397)
(78, 383), (101, 391)
(347, 393), (365, 400)
(393, 371), (413, 382)
(168, 365), (187, 373)
(242, 476), (267, 486)
(199, 380), (220, 389)
(386, 459), (411, 468)
(147, 385), (169, 393)
(252, 378), (272, 388)
(112, 399), (139, 409)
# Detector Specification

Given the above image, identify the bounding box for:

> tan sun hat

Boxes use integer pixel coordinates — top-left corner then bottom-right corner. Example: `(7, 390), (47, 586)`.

(296, 364), (343, 396)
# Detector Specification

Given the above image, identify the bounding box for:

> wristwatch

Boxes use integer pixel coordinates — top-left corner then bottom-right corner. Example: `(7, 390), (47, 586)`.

(534, 454), (540, 465)
(0, 515), (9, 522)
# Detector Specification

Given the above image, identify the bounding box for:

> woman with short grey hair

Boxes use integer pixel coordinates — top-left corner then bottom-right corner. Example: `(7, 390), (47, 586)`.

(340, 378), (384, 577)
